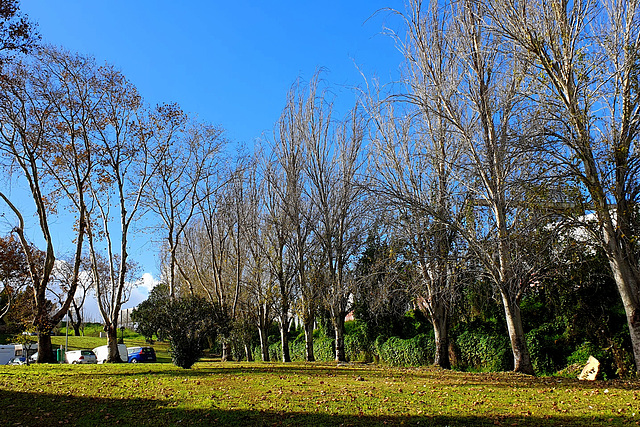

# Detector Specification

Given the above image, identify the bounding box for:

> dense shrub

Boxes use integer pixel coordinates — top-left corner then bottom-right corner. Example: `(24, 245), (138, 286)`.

(376, 334), (435, 367)
(567, 341), (602, 366)
(344, 320), (373, 362)
(525, 322), (567, 375)
(312, 335), (335, 361)
(149, 295), (221, 369)
(454, 325), (511, 372)
(132, 284), (170, 342)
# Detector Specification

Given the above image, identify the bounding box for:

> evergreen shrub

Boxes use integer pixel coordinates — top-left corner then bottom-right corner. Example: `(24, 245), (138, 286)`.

(376, 334), (435, 366)
(525, 321), (566, 375)
(454, 326), (511, 372)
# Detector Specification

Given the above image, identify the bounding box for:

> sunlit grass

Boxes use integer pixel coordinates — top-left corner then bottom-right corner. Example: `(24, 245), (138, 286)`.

(1, 361), (638, 426)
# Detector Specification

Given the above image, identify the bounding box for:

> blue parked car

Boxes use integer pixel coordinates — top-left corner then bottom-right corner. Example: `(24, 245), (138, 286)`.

(127, 346), (156, 363)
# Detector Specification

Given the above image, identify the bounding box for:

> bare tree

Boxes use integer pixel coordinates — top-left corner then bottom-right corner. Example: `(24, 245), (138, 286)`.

(180, 159), (249, 361)
(387, 0), (551, 374)
(305, 91), (368, 362)
(366, 82), (467, 369)
(272, 79), (319, 361)
(86, 67), (159, 362)
(241, 175), (275, 362)
(0, 47), (99, 362)
(488, 0), (640, 372)
(262, 156), (297, 362)
(146, 114), (225, 299)
(49, 256), (92, 336)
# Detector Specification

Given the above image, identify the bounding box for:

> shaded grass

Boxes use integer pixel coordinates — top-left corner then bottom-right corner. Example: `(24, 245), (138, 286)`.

(1, 362), (639, 426)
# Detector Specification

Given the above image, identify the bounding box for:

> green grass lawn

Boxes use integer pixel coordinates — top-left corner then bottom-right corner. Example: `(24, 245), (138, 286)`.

(1, 361), (638, 426)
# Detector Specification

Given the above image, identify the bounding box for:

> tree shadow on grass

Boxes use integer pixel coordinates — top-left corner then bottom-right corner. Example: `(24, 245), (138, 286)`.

(0, 389), (631, 426)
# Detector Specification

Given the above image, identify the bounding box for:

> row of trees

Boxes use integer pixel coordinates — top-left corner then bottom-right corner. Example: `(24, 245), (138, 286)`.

(150, 0), (639, 375)
(0, 42), (226, 362)
(0, 0), (638, 375)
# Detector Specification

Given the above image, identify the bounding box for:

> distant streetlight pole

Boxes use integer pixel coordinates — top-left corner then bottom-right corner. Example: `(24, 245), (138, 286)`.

(65, 311), (69, 353)
(119, 310), (125, 344)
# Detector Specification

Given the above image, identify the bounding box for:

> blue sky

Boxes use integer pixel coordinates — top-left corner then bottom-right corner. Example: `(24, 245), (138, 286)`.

(22, 1), (405, 143)
(14, 1), (406, 313)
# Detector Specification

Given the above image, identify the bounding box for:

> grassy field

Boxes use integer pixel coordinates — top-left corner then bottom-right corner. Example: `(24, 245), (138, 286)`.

(1, 360), (638, 426)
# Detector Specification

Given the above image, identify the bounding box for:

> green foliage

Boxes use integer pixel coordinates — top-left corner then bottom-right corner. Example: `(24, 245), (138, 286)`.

(519, 249), (634, 378)
(351, 233), (413, 346)
(375, 334), (435, 367)
(567, 341), (601, 365)
(525, 321), (567, 375)
(313, 335), (335, 362)
(160, 296), (221, 369)
(265, 328), (336, 362)
(131, 284), (170, 343)
(453, 322), (511, 372)
(400, 310), (432, 338)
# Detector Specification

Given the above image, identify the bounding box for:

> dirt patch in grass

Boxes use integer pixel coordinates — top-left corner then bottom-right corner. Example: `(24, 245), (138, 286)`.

(1, 362), (638, 426)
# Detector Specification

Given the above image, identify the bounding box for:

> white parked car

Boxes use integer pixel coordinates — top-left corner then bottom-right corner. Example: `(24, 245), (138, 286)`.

(92, 344), (127, 363)
(7, 356), (27, 365)
(65, 349), (97, 364)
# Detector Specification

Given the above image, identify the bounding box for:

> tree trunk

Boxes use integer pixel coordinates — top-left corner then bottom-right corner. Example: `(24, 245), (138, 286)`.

(221, 340), (232, 362)
(432, 303), (450, 369)
(333, 314), (346, 362)
(72, 323), (81, 337)
(106, 324), (122, 363)
(606, 248), (640, 373)
(71, 304), (82, 336)
(36, 332), (55, 364)
(501, 292), (534, 375)
(258, 325), (270, 362)
(244, 342), (253, 362)
(280, 318), (291, 363)
(304, 316), (315, 362)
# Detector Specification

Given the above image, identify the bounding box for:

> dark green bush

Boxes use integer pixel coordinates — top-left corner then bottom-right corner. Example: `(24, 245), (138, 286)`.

(567, 341), (602, 365)
(526, 321), (567, 375)
(268, 341), (282, 362)
(376, 334), (435, 367)
(162, 296), (220, 369)
(454, 327), (511, 372)
(344, 320), (373, 362)
(313, 336), (335, 361)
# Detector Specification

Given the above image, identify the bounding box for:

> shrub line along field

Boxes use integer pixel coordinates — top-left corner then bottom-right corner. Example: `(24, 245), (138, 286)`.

(1, 361), (639, 426)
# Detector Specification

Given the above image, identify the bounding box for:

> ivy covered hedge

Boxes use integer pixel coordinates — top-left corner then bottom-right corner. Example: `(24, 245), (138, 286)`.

(375, 334), (435, 367)
(454, 328), (511, 372)
(240, 313), (633, 378)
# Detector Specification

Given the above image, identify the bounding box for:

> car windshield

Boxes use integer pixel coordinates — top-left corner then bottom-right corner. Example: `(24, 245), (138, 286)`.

(81, 351), (94, 356)
(142, 348), (154, 354)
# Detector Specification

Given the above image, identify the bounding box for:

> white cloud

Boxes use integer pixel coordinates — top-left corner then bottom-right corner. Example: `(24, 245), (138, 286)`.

(77, 272), (160, 322)
(138, 272), (159, 293)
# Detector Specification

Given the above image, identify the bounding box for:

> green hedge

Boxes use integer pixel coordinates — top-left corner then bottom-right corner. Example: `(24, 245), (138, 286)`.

(454, 328), (511, 372)
(525, 322), (566, 375)
(252, 335), (336, 362)
(375, 334), (435, 367)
